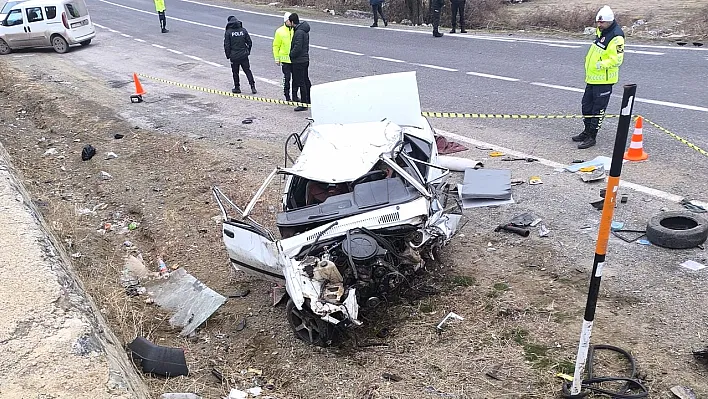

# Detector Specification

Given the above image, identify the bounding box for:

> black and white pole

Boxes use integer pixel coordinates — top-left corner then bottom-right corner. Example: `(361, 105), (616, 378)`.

(569, 84), (637, 396)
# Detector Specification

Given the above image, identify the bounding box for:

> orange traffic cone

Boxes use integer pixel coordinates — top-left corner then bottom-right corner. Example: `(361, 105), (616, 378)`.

(624, 116), (648, 161)
(133, 73), (145, 95)
(130, 73), (145, 103)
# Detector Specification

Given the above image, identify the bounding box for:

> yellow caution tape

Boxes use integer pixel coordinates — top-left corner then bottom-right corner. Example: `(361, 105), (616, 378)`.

(642, 117), (708, 158)
(137, 73), (310, 108)
(489, 151), (505, 157)
(137, 74), (707, 158)
(555, 373), (574, 381)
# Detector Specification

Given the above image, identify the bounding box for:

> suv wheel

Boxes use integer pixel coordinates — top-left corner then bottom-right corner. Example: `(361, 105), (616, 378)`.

(0, 39), (11, 55)
(51, 35), (69, 54)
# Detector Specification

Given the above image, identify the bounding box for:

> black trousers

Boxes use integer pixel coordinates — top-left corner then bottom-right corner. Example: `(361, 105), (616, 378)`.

(230, 57), (255, 89)
(451, 1), (465, 29)
(157, 11), (166, 29)
(581, 83), (613, 133)
(292, 62), (311, 104)
(372, 4), (386, 24)
(281, 63), (298, 100)
(431, 3), (442, 33)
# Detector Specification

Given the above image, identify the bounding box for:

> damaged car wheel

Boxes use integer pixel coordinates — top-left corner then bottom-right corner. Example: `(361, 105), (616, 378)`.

(286, 299), (337, 347)
(646, 210), (708, 249)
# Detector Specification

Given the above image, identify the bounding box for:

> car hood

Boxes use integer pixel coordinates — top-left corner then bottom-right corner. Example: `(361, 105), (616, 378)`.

(282, 121), (403, 183)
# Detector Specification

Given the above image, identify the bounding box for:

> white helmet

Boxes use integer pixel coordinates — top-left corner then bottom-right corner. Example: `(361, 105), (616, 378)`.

(596, 5), (614, 22)
(283, 12), (291, 22)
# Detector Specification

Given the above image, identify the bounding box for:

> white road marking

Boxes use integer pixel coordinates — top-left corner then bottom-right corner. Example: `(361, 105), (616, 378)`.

(311, 45), (329, 49)
(120, 33), (132, 38)
(370, 56), (406, 63)
(152, 44), (166, 49)
(167, 49), (183, 54)
(329, 49), (364, 56)
(107, 28), (119, 33)
(413, 63), (458, 72)
(93, 23), (106, 28)
(203, 61), (223, 67)
(530, 82), (585, 93)
(134, 38), (146, 43)
(542, 43), (582, 48)
(634, 98), (708, 112)
(184, 55), (204, 61)
(435, 128), (706, 206)
(466, 71), (519, 82)
(625, 50), (664, 55)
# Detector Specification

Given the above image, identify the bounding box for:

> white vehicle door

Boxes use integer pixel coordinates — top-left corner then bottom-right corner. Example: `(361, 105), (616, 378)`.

(2, 9), (29, 47)
(213, 185), (287, 283)
(24, 6), (46, 46)
(62, 0), (92, 37)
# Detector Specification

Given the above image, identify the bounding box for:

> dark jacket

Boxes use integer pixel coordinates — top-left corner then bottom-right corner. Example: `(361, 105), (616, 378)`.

(289, 21), (310, 64)
(224, 18), (252, 60)
(369, 0), (383, 5)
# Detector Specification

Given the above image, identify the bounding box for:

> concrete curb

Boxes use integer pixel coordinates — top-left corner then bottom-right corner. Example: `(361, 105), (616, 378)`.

(0, 142), (149, 398)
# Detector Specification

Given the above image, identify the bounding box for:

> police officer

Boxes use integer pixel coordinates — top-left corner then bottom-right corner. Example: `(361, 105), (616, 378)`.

(154, 0), (168, 33)
(449, 0), (466, 34)
(431, 0), (444, 37)
(224, 16), (257, 95)
(572, 5), (625, 149)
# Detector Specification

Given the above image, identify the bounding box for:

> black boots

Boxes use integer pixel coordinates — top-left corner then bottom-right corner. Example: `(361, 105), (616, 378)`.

(450, 28), (456, 33)
(433, 31), (444, 37)
(161, 28), (169, 33)
(572, 130), (588, 142)
(577, 130), (597, 149)
(232, 87), (241, 94)
(251, 84), (257, 94)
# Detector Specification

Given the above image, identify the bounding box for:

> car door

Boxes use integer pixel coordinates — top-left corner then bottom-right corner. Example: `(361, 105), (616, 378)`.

(2, 9), (29, 48)
(24, 6), (47, 46)
(213, 185), (288, 283)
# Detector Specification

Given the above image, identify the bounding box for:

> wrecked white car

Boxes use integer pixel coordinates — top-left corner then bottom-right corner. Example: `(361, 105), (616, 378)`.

(213, 72), (464, 346)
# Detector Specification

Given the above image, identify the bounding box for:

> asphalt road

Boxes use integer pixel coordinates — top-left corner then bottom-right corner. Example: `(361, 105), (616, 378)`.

(84, 0), (708, 196)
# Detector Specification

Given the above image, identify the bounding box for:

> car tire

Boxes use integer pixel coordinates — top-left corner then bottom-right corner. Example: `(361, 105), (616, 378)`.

(51, 35), (69, 54)
(645, 210), (708, 249)
(80, 39), (91, 46)
(286, 299), (337, 347)
(0, 39), (11, 55)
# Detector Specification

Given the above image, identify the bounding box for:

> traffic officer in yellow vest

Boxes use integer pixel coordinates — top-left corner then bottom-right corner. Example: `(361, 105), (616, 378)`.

(154, 0), (168, 33)
(572, 5), (624, 149)
(273, 12), (297, 102)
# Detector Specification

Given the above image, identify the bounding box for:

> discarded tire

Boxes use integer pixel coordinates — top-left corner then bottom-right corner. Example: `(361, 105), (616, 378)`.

(645, 211), (708, 249)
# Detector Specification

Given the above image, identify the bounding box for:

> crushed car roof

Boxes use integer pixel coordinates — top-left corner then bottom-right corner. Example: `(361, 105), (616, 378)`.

(282, 121), (403, 183)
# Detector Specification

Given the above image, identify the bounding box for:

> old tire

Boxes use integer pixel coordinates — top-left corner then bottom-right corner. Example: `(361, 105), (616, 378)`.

(645, 211), (708, 249)
(0, 39), (11, 55)
(285, 299), (336, 347)
(51, 35), (69, 53)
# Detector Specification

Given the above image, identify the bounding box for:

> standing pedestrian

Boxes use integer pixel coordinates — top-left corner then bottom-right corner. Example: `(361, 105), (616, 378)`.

(572, 5), (625, 149)
(370, 0), (387, 28)
(430, 0), (444, 37)
(224, 16), (257, 94)
(154, 0), (168, 33)
(273, 12), (298, 102)
(449, 0), (466, 33)
(288, 13), (311, 112)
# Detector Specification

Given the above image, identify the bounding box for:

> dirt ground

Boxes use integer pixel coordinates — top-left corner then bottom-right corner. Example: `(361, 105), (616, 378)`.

(1, 51), (707, 399)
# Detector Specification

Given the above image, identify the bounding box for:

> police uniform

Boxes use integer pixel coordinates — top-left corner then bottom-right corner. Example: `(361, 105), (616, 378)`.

(573, 6), (625, 149)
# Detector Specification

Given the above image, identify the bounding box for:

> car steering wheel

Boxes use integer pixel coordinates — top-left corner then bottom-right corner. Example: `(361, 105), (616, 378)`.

(351, 170), (388, 187)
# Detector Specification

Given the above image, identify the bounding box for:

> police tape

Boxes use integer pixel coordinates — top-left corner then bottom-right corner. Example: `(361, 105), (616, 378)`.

(137, 74), (707, 157)
(138, 74), (615, 119)
(137, 73), (311, 108)
(642, 117), (708, 158)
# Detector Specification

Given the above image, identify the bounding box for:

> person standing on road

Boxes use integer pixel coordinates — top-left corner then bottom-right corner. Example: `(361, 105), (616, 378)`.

(288, 13), (311, 112)
(273, 12), (298, 102)
(572, 5), (625, 149)
(154, 0), (168, 33)
(430, 0), (444, 37)
(224, 16), (257, 95)
(370, 0), (388, 28)
(449, 0), (466, 33)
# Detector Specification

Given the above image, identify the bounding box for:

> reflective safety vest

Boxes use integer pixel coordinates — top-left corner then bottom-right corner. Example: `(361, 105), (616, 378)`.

(154, 0), (166, 12)
(585, 22), (625, 85)
(273, 24), (293, 64)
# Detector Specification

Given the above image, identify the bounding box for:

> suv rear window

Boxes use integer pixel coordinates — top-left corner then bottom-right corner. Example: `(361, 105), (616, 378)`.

(45, 6), (56, 19)
(64, 1), (87, 19)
